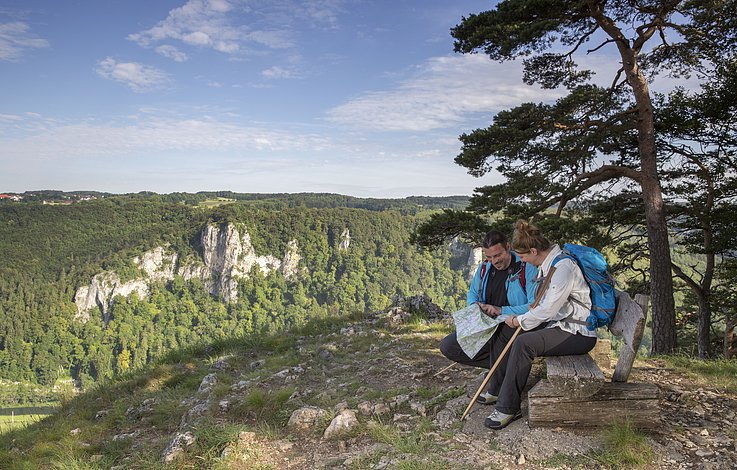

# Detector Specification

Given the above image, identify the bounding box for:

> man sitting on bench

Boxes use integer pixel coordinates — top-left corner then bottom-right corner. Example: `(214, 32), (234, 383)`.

(439, 229), (537, 405)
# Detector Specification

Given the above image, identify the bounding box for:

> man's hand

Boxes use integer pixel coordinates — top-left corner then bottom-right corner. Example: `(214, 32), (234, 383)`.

(478, 303), (501, 318)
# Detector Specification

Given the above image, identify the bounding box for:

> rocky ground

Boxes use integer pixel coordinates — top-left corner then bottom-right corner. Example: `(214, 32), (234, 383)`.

(155, 298), (737, 469)
(19, 296), (736, 469)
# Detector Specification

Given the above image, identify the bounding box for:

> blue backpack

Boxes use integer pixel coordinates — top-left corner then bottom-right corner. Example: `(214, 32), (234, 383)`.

(552, 243), (617, 330)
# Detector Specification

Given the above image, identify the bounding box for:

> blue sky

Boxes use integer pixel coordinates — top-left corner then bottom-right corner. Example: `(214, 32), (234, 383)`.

(0, 1), (692, 197)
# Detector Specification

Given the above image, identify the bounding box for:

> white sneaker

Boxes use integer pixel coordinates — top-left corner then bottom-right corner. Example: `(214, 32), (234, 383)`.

(484, 409), (522, 429)
(475, 391), (497, 405)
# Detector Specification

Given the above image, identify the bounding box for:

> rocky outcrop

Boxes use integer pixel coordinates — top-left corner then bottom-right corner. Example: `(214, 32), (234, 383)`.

(133, 247), (177, 281)
(448, 237), (482, 282)
(74, 223), (302, 320)
(74, 272), (148, 323)
(339, 228), (350, 250)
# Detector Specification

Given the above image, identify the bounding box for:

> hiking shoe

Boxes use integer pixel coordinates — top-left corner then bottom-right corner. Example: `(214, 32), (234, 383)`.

(484, 409), (522, 430)
(475, 391), (497, 405)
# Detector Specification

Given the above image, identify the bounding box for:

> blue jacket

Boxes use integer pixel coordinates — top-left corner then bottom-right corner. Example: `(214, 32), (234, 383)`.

(466, 252), (538, 316)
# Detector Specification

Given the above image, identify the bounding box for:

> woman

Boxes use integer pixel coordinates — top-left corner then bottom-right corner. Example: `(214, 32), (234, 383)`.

(484, 220), (598, 430)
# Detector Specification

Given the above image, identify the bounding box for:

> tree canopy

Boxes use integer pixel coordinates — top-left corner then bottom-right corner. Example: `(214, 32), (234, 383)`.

(417, 0), (737, 354)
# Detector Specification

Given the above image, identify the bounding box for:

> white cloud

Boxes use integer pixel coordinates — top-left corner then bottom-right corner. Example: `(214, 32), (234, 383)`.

(0, 22), (49, 61)
(127, 0), (345, 58)
(327, 54), (564, 132)
(0, 114), (23, 122)
(261, 65), (299, 79)
(155, 44), (188, 62)
(128, 0), (242, 53)
(0, 113), (332, 159)
(95, 58), (170, 92)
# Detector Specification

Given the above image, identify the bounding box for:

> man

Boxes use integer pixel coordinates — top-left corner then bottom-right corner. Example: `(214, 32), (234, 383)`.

(439, 229), (538, 404)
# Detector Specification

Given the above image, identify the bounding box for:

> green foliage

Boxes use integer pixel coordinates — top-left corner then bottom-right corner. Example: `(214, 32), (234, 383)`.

(0, 194), (468, 388)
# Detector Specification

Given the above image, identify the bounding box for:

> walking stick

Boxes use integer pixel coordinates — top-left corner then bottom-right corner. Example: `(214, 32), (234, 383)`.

(460, 266), (556, 421)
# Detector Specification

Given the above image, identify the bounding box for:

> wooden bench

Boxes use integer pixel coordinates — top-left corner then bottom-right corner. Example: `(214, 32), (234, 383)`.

(527, 292), (660, 428)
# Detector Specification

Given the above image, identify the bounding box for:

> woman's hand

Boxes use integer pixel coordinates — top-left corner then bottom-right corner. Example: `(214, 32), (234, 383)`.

(505, 315), (520, 328)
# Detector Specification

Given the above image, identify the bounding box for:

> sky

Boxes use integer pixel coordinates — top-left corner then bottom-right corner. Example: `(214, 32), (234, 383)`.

(0, 1), (693, 198)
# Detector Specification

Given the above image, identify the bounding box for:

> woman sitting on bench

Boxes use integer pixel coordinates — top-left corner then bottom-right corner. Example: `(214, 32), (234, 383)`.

(485, 220), (598, 430)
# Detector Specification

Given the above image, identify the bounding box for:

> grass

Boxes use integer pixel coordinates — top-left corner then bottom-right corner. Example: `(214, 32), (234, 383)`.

(365, 420), (436, 455)
(656, 355), (737, 393)
(229, 386), (296, 426)
(592, 421), (654, 469)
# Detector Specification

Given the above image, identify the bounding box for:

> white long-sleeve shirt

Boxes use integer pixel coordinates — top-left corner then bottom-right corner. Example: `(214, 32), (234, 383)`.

(517, 244), (597, 338)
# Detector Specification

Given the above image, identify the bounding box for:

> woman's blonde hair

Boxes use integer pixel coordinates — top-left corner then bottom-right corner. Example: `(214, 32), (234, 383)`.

(511, 219), (551, 253)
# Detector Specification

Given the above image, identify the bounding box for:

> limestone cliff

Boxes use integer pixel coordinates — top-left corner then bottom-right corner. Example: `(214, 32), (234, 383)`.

(448, 237), (482, 282)
(74, 223), (301, 321)
(74, 273), (148, 323)
(339, 228), (350, 250)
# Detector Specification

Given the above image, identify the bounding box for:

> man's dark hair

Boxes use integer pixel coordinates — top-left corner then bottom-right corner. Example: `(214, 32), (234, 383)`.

(482, 230), (508, 248)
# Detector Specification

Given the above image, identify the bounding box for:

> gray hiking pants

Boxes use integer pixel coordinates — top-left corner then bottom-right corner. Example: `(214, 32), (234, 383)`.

(493, 325), (597, 414)
(439, 323), (547, 395)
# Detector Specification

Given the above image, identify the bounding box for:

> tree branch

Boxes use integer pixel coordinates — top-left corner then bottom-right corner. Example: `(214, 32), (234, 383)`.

(672, 262), (703, 295)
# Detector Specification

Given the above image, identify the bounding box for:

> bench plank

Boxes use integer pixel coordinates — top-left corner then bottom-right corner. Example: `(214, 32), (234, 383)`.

(528, 380), (660, 429)
(545, 354), (605, 398)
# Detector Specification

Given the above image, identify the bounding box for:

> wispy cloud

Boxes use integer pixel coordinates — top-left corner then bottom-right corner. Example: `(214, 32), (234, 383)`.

(0, 113), (333, 160)
(0, 22), (49, 61)
(261, 65), (300, 79)
(327, 54), (563, 132)
(95, 58), (170, 92)
(128, 0), (345, 59)
(155, 44), (188, 62)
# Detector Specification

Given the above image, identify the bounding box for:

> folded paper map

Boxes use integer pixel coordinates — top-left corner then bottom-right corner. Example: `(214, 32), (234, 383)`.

(452, 303), (508, 358)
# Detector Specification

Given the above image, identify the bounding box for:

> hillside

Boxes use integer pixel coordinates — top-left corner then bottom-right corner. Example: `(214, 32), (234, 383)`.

(1, 300), (735, 469)
(0, 195), (473, 389)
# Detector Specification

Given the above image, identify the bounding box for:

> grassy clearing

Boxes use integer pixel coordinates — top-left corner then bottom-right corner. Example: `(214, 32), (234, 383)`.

(655, 355), (737, 393)
(0, 405), (57, 434)
(197, 197), (236, 208)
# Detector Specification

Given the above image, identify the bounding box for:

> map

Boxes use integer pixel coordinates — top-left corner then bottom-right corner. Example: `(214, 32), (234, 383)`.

(452, 303), (508, 358)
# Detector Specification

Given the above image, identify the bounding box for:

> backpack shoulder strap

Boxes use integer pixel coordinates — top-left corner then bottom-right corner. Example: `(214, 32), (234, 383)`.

(520, 261), (527, 292)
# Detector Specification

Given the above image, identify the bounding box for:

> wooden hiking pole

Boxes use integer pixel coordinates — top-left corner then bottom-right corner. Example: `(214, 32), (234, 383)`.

(460, 266), (557, 421)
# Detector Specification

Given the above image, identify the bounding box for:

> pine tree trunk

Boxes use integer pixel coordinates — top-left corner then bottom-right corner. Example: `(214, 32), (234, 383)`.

(620, 46), (677, 355)
(697, 295), (712, 358)
(640, 176), (677, 354)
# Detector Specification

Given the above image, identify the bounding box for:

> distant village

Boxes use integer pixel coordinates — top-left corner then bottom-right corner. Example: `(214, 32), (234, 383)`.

(0, 193), (99, 204)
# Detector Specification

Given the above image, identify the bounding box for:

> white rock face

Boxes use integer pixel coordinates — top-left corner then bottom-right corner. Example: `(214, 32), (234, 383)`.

(73, 272), (148, 323)
(281, 240), (300, 280)
(339, 228), (350, 250)
(448, 237), (483, 282)
(74, 223), (302, 321)
(134, 246), (178, 281)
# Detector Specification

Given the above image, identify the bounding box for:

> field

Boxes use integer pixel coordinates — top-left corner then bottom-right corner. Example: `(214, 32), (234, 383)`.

(0, 405), (57, 433)
(197, 197), (236, 208)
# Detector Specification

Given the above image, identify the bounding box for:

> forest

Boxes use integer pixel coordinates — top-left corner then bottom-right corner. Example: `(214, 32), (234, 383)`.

(0, 193), (470, 401)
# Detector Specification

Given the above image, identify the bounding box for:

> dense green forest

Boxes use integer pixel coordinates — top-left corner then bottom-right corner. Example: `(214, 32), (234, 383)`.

(0, 193), (470, 400)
